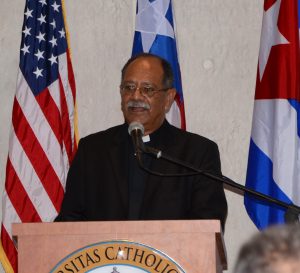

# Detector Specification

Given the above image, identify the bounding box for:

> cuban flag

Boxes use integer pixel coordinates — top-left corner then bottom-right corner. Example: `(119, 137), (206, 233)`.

(245, 0), (300, 229)
(131, 0), (186, 129)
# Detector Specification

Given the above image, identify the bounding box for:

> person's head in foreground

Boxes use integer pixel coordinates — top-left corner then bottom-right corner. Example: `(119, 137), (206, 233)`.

(234, 224), (300, 273)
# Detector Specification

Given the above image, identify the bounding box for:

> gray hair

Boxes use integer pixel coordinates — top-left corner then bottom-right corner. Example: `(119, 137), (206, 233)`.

(234, 224), (300, 273)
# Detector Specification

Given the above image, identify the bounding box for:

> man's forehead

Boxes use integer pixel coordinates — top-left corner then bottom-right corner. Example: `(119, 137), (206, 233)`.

(124, 58), (163, 80)
(121, 56), (165, 87)
(127, 56), (162, 69)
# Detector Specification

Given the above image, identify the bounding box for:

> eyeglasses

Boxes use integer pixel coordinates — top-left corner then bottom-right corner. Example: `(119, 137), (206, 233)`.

(120, 83), (169, 98)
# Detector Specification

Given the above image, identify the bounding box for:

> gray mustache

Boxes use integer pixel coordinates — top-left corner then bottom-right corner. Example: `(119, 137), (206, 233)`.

(127, 101), (150, 110)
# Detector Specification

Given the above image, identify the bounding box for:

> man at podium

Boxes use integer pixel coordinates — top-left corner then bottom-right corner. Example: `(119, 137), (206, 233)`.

(55, 53), (227, 230)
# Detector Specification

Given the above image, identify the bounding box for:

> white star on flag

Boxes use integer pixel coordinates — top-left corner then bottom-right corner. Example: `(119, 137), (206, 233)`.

(22, 26), (31, 37)
(59, 28), (66, 38)
(39, 0), (47, 6)
(48, 54), (58, 65)
(24, 8), (33, 19)
(258, 0), (289, 80)
(36, 31), (46, 43)
(52, 1), (60, 12)
(50, 19), (56, 29)
(37, 14), (46, 25)
(136, 0), (174, 52)
(49, 36), (58, 47)
(21, 44), (30, 55)
(34, 49), (44, 60)
(33, 67), (43, 79)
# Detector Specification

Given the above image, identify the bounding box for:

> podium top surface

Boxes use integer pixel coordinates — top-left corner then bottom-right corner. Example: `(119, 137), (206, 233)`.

(12, 219), (222, 236)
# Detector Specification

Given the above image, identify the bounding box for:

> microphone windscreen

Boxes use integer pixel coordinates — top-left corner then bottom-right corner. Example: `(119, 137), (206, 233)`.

(128, 122), (145, 136)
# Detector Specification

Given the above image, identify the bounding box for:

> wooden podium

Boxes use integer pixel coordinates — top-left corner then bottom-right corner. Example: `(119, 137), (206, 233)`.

(12, 220), (227, 273)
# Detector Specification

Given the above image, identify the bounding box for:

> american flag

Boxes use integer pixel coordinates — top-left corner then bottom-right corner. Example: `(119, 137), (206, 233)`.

(131, 0), (186, 129)
(0, 0), (77, 271)
(245, 0), (300, 229)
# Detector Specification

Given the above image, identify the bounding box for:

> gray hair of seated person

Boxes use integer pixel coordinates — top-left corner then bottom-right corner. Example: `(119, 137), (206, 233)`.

(234, 224), (300, 273)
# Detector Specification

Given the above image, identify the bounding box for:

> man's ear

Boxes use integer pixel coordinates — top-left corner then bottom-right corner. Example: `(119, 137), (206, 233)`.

(164, 88), (177, 113)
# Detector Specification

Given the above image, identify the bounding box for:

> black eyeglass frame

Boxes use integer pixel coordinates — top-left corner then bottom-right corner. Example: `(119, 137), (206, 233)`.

(120, 84), (170, 98)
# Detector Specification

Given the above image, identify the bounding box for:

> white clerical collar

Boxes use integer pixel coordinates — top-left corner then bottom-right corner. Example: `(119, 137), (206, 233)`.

(142, 135), (150, 143)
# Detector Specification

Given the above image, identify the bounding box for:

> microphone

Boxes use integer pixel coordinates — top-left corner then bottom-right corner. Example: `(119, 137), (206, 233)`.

(128, 122), (145, 161)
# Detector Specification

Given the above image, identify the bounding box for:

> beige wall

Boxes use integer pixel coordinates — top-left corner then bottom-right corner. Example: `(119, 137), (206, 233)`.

(0, 0), (263, 272)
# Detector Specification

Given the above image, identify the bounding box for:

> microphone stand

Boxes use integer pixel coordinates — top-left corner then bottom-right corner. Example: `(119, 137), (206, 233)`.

(138, 145), (300, 224)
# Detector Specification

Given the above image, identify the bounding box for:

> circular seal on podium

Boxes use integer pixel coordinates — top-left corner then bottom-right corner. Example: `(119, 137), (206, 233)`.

(50, 240), (186, 273)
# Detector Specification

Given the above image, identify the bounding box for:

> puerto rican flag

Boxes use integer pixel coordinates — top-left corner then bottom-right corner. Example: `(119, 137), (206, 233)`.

(131, 0), (186, 129)
(245, 0), (300, 229)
